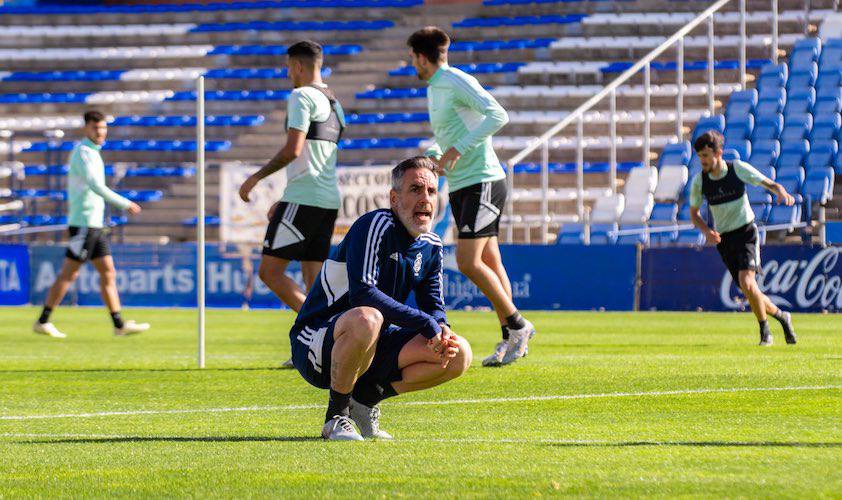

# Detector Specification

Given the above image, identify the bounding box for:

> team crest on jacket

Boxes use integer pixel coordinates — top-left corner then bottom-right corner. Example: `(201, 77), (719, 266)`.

(413, 252), (423, 276)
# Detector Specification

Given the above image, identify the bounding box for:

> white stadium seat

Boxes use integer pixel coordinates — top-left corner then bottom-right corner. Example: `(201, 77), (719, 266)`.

(591, 193), (625, 223)
(653, 165), (689, 202)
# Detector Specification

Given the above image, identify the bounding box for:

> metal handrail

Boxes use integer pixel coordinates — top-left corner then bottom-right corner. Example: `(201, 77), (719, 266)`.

(503, 0), (778, 243)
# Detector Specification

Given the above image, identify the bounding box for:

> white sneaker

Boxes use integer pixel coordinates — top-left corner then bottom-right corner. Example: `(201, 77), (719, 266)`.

(114, 320), (150, 336)
(350, 397), (393, 440)
(321, 415), (364, 441)
(33, 321), (66, 339)
(280, 358), (295, 369)
(501, 320), (536, 365)
(482, 340), (509, 367)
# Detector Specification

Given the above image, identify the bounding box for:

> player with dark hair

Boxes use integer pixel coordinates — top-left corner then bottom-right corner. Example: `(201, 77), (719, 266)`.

(290, 156), (472, 440)
(407, 26), (534, 367)
(689, 130), (797, 345)
(239, 40), (345, 367)
(33, 110), (149, 338)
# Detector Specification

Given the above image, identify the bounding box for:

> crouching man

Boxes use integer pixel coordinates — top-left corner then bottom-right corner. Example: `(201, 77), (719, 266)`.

(290, 156), (472, 440)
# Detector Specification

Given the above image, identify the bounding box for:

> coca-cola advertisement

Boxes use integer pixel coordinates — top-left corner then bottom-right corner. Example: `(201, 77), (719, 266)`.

(641, 246), (842, 312)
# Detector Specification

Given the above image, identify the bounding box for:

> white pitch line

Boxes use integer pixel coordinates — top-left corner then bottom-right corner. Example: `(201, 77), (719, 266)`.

(0, 385), (838, 422)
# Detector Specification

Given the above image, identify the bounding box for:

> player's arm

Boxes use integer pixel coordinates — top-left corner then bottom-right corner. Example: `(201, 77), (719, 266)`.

(239, 129), (306, 202)
(735, 160), (796, 207)
(239, 91), (310, 202)
(437, 77), (509, 172)
(78, 149), (139, 214)
(345, 217), (441, 339)
(688, 174), (719, 245)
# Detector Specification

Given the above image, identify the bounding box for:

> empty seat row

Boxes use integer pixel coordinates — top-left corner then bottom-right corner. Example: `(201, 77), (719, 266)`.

(450, 38), (556, 51)
(23, 164), (195, 178)
(0, 0), (421, 15)
(13, 189), (163, 202)
(389, 62), (525, 76)
(190, 19), (394, 33)
(601, 58), (770, 74)
(338, 137), (424, 149)
(453, 14), (587, 28)
(110, 115), (264, 127)
(23, 140), (231, 153)
(0, 215), (127, 227)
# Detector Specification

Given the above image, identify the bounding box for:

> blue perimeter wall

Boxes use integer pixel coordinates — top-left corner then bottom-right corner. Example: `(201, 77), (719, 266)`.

(2, 243), (840, 312)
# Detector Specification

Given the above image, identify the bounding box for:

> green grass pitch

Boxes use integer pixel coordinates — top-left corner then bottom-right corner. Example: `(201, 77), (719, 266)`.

(0, 307), (840, 497)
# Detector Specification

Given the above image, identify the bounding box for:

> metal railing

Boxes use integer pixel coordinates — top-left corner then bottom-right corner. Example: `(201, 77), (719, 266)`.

(503, 0), (789, 243)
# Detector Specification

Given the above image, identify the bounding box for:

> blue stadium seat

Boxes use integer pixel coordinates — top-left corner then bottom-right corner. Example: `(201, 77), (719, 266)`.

(339, 137), (424, 149)
(776, 140), (809, 172)
(766, 204), (800, 226)
(724, 140), (750, 161)
(182, 216), (221, 227)
(356, 87), (427, 99)
(789, 38), (821, 72)
(167, 90), (291, 102)
(616, 225), (647, 245)
(0, 1), (422, 15)
(748, 140), (780, 169)
(783, 87), (815, 118)
(836, 148), (842, 175)
(752, 202), (772, 223)
(786, 62), (818, 91)
(776, 168), (805, 195)
(692, 115), (725, 142)
(649, 203), (678, 224)
(805, 141), (838, 173)
(819, 38), (842, 70)
(757, 62), (787, 90)
(452, 14), (588, 29)
(209, 44), (362, 56)
(389, 62), (525, 76)
(110, 115), (264, 128)
(556, 223), (585, 244)
(755, 87), (786, 117)
(449, 38), (556, 51)
(3, 70), (125, 82)
(0, 92), (90, 104)
(751, 113), (783, 142)
(746, 184), (772, 203)
(780, 114), (812, 143)
(657, 141), (691, 168)
(725, 89), (758, 120)
(813, 87), (842, 116)
(724, 115), (754, 144)
(803, 167), (834, 204)
(810, 114), (841, 142)
(589, 223), (617, 245)
(191, 19), (394, 33)
(674, 228), (704, 245)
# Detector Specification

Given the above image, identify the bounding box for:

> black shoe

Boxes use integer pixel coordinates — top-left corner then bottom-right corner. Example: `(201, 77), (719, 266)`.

(779, 312), (797, 345)
(759, 330), (773, 346)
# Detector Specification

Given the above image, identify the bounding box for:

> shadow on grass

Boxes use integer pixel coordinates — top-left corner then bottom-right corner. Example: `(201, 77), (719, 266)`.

(0, 367), (288, 374)
(544, 441), (842, 448)
(18, 436), (322, 444)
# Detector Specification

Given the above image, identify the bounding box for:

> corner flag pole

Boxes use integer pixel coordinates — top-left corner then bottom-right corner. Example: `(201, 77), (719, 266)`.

(196, 76), (206, 369)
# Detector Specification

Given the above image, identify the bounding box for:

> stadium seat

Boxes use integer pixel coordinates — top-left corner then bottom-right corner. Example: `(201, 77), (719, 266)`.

(623, 166), (658, 200)
(776, 140), (809, 172)
(725, 89), (758, 120)
(780, 114), (813, 143)
(620, 193), (654, 225)
(805, 141), (839, 173)
(591, 194), (624, 223)
(692, 115), (725, 142)
(751, 113), (783, 142)
(766, 204), (800, 226)
(776, 167), (805, 196)
(810, 114), (841, 143)
(748, 140), (780, 169)
(556, 223), (585, 244)
(789, 37), (821, 71)
(746, 184), (772, 203)
(724, 115), (754, 144)
(649, 202), (678, 224)
(755, 87), (786, 117)
(450, 38), (556, 52)
(786, 62), (818, 90)
(452, 14), (588, 29)
(803, 167), (834, 205)
(816, 68), (841, 91)
(836, 149), (842, 175)
(657, 141), (691, 168)
(757, 62), (787, 90)
(819, 37), (842, 70)
(783, 87), (815, 118)
(813, 87), (842, 116)
(588, 223), (618, 245)
(724, 140), (751, 161)
(674, 228), (704, 245)
(653, 166), (688, 201)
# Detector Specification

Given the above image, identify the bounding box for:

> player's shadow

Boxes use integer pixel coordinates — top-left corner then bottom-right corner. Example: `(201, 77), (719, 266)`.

(19, 436), (323, 444)
(545, 441), (842, 448)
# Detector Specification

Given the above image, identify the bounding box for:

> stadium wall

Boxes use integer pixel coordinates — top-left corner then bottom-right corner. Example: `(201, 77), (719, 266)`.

(2, 244), (840, 312)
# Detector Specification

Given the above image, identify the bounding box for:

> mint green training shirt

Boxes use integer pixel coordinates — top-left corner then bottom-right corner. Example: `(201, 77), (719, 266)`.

(281, 84), (344, 210)
(67, 138), (131, 228)
(689, 159), (771, 233)
(423, 64), (509, 192)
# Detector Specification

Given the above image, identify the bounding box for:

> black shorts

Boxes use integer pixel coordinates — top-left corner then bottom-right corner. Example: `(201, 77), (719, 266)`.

(65, 226), (111, 263)
(262, 202), (338, 262)
(716, 222), (761, 282)
(289, 314), (418, 390)
(449, 179), (507, 239)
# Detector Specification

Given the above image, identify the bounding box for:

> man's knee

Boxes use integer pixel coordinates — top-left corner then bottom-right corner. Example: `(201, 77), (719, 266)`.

(258, 257), (281, 283)
(738, 271), (757, 294)
(456, 252), (480, 276)
(447, 336), (472, 377)
(342, 307), (384, 346)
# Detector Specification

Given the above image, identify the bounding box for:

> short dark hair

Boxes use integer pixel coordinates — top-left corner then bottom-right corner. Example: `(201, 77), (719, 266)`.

(407, 26), (450, 65)
(83, 110), (105, 124)
(391, 156), (438, 190)
(693, 130), (724, 153)
(287, 40), (323, 65)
